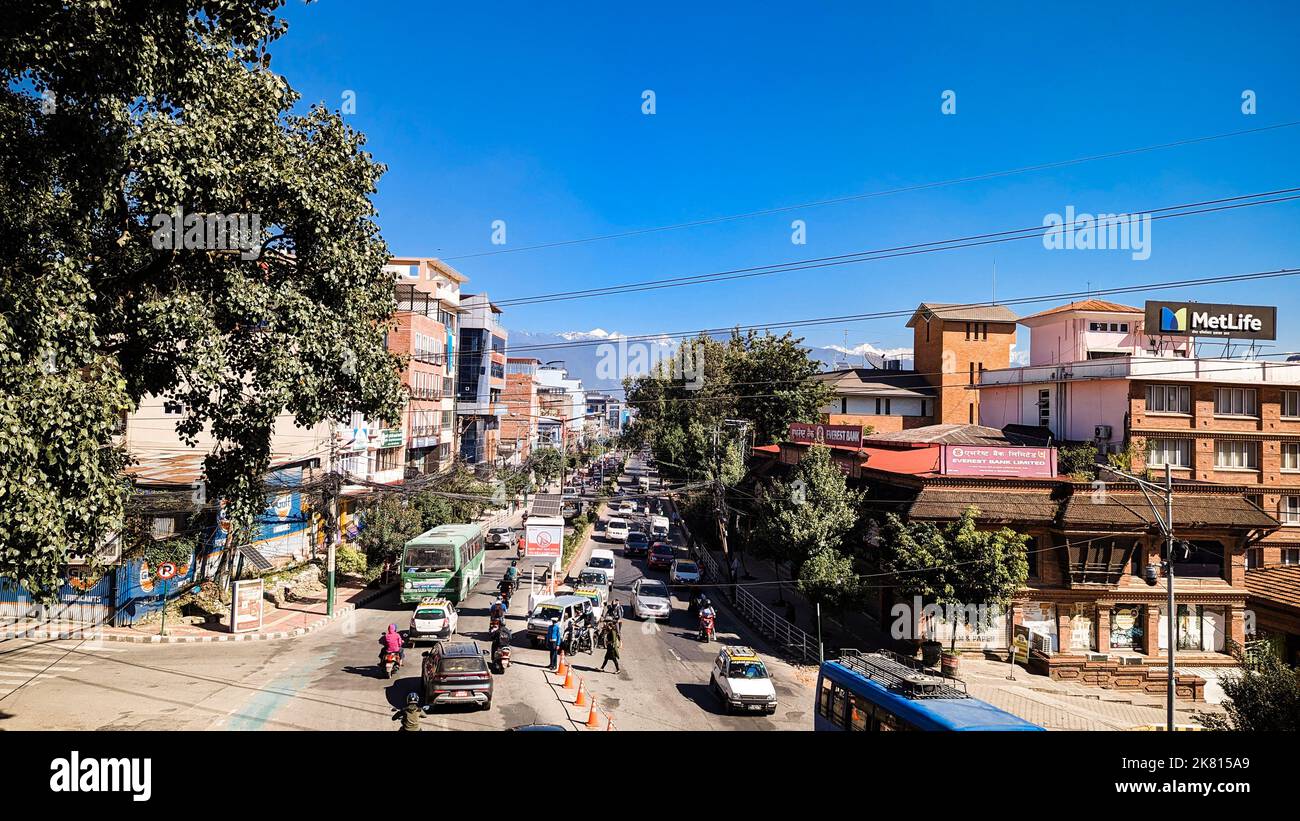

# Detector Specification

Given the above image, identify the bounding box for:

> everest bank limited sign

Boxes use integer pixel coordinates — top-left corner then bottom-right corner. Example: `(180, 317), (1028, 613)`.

(789, 423), (865, 448)
(939, 445), (1057, 478)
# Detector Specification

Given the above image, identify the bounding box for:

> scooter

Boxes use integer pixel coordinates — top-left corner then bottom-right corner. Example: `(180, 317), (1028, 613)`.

(382, 650), (402, 678)
(697, 613), (716, 642)
(492, 644), (512, 673)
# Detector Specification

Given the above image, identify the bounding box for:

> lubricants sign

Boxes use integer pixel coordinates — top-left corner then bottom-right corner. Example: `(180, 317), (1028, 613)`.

(788, 423), (865, 448)
(940, 445), (1057, 478)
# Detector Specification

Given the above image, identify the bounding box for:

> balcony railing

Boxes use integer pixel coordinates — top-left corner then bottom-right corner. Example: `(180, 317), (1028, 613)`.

(981, 356), (1300, 388)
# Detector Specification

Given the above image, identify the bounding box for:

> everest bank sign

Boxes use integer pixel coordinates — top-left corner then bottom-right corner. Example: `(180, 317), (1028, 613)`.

(940, 445), (1057, 478)
(789, 423), (865, 448)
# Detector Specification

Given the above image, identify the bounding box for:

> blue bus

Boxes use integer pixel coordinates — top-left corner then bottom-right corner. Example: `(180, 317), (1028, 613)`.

(815, 649), (1044, 732)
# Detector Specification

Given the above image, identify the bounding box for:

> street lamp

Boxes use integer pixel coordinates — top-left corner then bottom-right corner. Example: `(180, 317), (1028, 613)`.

(1096, 461), (1179, 733)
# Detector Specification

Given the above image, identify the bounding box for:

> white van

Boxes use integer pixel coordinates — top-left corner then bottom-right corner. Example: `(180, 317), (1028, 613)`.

(650, 515), (670, 541)
(527, 595), (593, 648)
(605, 518), (629, 543)
(587, 548), (616, 573)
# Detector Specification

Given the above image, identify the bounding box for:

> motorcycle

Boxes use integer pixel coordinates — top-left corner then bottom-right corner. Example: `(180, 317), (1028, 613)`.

(697, 613), (716, 642)
(492, 644), (512, 673)
(489, 614), (502, 633)
(381, 650), (402, 678)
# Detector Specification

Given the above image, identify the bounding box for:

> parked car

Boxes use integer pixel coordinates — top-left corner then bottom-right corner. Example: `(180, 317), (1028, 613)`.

(630, 578), (672, 620)
(526, 595), (593, 648)
(486, 526), (513, 547)
(709, 646), (777, 715)
(647, 542), (676, 570)
(623, 530), (650, 557)
(670, 559), (701, 585)
(408, 596), (458, 644)
(421, 641), (493, 710)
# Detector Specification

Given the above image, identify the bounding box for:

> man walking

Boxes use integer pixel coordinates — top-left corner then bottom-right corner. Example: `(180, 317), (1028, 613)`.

(547, 616), (562, 671)
(600, 621), (621, 673)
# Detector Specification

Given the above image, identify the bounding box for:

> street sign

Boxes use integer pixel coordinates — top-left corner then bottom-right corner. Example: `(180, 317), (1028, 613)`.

(156, 562), (177, 580)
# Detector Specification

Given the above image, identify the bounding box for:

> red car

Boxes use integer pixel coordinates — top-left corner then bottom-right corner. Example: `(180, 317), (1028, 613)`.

(647, 542), (676, 570)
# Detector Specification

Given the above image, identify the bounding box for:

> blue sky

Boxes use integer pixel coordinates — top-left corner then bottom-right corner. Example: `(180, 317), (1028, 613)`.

(272, 0), (1300, 357)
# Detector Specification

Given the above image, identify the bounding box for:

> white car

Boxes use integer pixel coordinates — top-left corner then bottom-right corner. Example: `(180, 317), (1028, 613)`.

(630, 578), (672, 620)
(710, 646), (778, 715)
(408, 597), (458, 644)
(587, 548), (616, 573)
(604, 518), (629, 543)
(670, 559), (701, 585)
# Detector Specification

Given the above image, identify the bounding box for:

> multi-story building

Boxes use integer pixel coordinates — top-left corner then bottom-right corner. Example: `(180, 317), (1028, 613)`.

(536, 362), (586, 449)
(978, 300), (1300, 568)
(387, 257), (464, 477)
(814, 360), (936, 433)
(906, 302), (1018, 425)
(456, 293), (508, 466)
(501, 357), (542, 464)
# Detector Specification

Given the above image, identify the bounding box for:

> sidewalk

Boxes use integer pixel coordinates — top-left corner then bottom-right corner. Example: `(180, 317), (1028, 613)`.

(2, 580), (395, 644)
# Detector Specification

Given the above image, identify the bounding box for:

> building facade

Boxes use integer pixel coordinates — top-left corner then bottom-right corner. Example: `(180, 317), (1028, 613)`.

(906, 302), (1018, 426)
(456, 293), (508, 466)
(501, 357), (542, 464)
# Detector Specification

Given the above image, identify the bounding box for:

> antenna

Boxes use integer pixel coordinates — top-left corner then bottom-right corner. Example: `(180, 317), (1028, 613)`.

(992, 259), (997, 304)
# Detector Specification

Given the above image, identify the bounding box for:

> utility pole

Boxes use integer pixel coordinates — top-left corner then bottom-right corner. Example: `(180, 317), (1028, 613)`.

(325, 433), (340, 617)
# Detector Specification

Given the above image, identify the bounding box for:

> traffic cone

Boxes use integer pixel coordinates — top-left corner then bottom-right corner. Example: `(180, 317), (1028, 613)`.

(585, 698), (601, 728)
(575, 679), (587, 706)
(556, 651), (567, 678)
(605, 714), (615, 731)
(564, 666), (576, 689)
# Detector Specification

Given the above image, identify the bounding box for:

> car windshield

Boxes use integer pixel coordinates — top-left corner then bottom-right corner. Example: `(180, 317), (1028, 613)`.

(588, 558), (614, 569)
(438, 657), (484, 674)
(533, 604), (564, 621)
(404, 545), (455, 573)
(626, 533), (647, 544)
(579, 572), (607, 585)
(728, 661), (769, 679)
(652, 546), (673, 556)
(639, 583), (668, 599)
(415, 608), (445, 620)
(675, 562), (698, 574)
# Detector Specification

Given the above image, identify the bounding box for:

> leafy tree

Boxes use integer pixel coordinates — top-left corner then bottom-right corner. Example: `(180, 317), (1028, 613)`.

(1058, 442), (1099, 480)
(729, 331), (833, 446)
(750, 444), (862, 594)
(529, 447), (564, 486)
(880, 507), (1030, 651)
(1198, 643), (1300, 731)
(357, 495), (422, 566)
(798, 546), (860, 613)
(1, 2), (404, 597)
(410, 490), (453, 532)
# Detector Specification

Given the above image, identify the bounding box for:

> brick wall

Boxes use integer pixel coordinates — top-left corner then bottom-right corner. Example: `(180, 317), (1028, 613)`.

(913, 319), (1016, 424)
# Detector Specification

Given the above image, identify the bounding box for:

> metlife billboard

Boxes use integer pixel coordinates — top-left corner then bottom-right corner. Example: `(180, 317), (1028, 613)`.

(1143, 300), (1276, 340)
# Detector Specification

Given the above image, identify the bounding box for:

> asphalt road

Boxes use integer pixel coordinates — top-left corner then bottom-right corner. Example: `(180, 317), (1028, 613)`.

(0, 452), (813, 731)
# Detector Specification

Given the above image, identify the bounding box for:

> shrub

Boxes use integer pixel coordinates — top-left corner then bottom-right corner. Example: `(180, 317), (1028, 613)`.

(335, 544), (367, 577)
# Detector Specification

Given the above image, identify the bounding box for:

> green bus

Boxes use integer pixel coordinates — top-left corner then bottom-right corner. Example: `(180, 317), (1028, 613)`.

(400, 524), (486, 604)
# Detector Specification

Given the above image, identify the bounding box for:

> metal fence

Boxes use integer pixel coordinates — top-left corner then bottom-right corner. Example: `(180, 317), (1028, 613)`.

(694, 545), (821, 665)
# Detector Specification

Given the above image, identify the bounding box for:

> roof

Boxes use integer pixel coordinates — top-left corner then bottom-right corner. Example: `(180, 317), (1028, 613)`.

(908, 487), (1062, 524)
(905, 302), (1019, 327)
(388, 256), (468, 283)
(1245, 566), (1300, 612)
(1059, 492), (1277, 531)
(814, 368), (935, 398)
(1020, 300), (1143, 322)
(722, 646), (760, 661)
(865, 424), (1017, 446)
(439, 641), (484, 657)
(859, 446), (942, 475)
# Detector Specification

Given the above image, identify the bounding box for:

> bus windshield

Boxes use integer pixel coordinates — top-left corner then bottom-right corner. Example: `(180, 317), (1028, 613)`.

(404, 545), (456, 573)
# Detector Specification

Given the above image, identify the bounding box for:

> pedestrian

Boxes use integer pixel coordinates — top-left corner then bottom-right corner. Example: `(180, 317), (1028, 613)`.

(547, 616), (562, 671)
(730, 554), (740, 582)
(600, 621), (621, 673)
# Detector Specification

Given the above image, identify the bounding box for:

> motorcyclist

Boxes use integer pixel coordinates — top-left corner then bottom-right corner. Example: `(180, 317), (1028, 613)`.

(489, 596), (507, 625)
(497, 575), (513, 605)
(380, 623), (404, 665)
(505, 560), (519, 586)
(491, 621), (512, 651)
(393, 692), (422, 731)
(698, 599), (716, 639)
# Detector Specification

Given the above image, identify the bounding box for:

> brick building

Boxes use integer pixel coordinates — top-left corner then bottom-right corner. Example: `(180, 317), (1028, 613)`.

(501, 357), (541, 463)
(906, 302), (1018, 425)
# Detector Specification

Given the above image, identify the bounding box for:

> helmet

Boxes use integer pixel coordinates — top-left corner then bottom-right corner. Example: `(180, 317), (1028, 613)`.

(406, 692), (420, 706)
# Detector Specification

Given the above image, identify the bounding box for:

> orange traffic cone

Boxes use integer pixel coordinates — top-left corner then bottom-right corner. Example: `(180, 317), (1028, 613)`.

(564, 666), (576, 689)
(605, 713), (615, 731)
(575, 679), (587, 706)
(555, 651), (567, 678)
(585, 698), (601, 728)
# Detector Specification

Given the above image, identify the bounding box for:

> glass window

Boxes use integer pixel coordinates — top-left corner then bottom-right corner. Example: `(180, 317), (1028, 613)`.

(1282, 549), (1300, 566)
(817, 677), (833, 717)
(1146, 384), (1191, 414)
(1283, 391), (1300, 419)
(1282, 443), (1300, 471)
(1246, 548), (1263, 569)
(830, 683), (848, 728)
(1214, 387), (1257, 416)
(1214, 440), (1259, 469)
(1282, 497), (1300, 525)
(848, 694), (871, 731)
(1146, 438), (1192, 468)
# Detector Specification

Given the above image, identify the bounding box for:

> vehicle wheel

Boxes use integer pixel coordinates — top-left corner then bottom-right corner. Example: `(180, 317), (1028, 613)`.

(482, 700), (492, 711)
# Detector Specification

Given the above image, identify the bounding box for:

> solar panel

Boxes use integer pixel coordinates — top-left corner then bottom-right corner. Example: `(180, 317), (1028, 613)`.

(529, 493), (564, 518)
(239, 544), (275, 573)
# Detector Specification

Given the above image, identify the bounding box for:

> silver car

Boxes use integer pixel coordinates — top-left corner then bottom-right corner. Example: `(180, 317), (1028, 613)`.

(631, 579), (672, 620)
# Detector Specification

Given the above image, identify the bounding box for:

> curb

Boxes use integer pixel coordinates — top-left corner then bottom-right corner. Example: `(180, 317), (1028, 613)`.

(5, 583), (398, 645)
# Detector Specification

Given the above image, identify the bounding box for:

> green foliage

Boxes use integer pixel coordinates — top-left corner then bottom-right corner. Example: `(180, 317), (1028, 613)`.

(880, 507), (1031, 649)
(410, 491), (453, 532)
(1058, 442), (1099, 480)
(0, 2), (405, 596)
(797, 546), (859, 611)
(529, 448), (564, 485)
(624, 331), (831, 485)
(357, 496), (422, 564)
(334, 544), (368, 578)
(750, 444), (863, 577)
(1198, 643), (1300, 731)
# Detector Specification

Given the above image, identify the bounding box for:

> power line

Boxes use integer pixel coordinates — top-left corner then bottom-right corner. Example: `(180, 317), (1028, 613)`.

(441, 120), (1300, 262)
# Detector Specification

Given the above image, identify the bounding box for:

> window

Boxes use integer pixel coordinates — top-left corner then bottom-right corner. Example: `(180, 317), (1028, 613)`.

(1283, 443), (1300, 472)
(969, 362), (975, 385)
(374, 447), (400, 472)
(968, 404), (974, 424)
(920, 400), (928, 417)
(1146, 438), (1192, 468)
(1246, 548), (1263, 569)
(874, 398), (891, 415)
(1146, 384), (1191, 414)
(1283, 390), (1300, 419)
(1282, 549), (1300, 566)
(965, 322), (972, 341)
(1214, 440), (1259, 470)
(1038, 389), (1051, 426)
(1214, 387), (1257, 417)
(1110, 605), (1145, 650)
(840, 398), (847, 414)
(1282, 497), (1300, 525)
